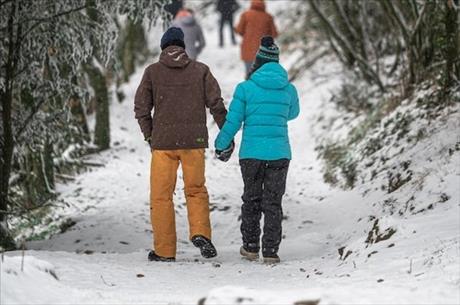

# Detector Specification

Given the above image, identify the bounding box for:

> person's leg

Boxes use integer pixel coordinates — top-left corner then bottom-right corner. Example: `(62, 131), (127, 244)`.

(180, 149), (211, 240)
(239, 159), (264, 251)
(180, 149), (216, 258)
(228, 14), (236, 45)
(260, 159), (290, 257)
(150, 150), (180, 258)
(219, 14), (225, 47)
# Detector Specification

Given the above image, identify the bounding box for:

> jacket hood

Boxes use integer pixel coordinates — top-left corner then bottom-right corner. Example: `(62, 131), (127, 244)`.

(250, 62), (288, 89)
(175, 15), (196, 26)
(159, 46), (191, 68)
(250, 0), (265, 11)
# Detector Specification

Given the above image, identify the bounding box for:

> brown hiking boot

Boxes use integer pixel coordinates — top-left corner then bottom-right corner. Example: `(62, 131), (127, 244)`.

(240, 246), (259, 261)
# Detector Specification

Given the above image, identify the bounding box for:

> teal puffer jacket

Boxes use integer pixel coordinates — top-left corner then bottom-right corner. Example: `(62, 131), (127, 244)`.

(215, 62), (299, 160)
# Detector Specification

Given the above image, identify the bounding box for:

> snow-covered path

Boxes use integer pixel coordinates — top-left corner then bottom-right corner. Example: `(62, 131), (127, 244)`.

(2, 3), (459, 304)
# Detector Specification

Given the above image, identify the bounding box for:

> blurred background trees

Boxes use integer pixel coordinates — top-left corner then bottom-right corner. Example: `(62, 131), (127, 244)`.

(0, 0), (167, 249)
(282, 0), (459, 189)
(288, 0), (459, 94)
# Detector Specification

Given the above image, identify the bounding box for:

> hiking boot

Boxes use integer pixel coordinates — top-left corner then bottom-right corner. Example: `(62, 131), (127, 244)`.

(240, 246), (259, 261)
(191, 235), (217, 258)
(262, 254), (280, 264)
(148, 250), (175, 262)
(262, 247), (280, 264)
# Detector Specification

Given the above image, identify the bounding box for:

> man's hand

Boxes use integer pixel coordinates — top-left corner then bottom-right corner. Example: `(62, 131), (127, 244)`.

(145, 136), (152, 147)
(215, 141), (235, 162)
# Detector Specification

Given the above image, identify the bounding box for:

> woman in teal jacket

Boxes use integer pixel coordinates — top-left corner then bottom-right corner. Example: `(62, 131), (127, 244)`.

(215, 36), (299, 264)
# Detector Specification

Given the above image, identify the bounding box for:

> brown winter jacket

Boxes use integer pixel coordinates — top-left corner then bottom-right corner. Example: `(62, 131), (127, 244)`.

(134, 46), (227, 150)
(234, 0), (278, 62)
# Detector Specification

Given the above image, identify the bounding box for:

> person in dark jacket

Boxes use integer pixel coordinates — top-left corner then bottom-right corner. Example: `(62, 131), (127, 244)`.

(134, 27), (228, 262)
(215, 36), (299, 264)
(216, 0), (239, 47)
(164, 0), (183, 18)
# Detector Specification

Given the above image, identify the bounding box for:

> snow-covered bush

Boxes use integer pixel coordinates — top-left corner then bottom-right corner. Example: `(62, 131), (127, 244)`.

(0, 0), (169, 249)
(281, 0), (459, 216)
(316, 78), (460, 216)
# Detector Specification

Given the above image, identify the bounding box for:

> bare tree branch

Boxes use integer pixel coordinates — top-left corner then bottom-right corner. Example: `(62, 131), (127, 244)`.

(0, 0), (13, 8)
(309, 0), (385, 91)
(410, 3), (427, 44)
(331, 0), (359, 41)
(19, 3), (92, 41)
(410, 0), (420, 19)
(383, 0), (411, 42)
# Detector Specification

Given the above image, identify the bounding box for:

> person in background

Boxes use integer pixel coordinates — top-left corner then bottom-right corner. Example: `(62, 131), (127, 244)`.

(164, 0), (183, 19)
(234, 0), (277, 79)
(134, 27), (228, 262)
(214, 37), (299, 264)
(172, 9), (206, 60)
(216, 0), (240, 47)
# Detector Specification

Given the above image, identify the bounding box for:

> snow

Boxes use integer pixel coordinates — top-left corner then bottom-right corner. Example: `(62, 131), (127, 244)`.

(2, 1), (459, 304)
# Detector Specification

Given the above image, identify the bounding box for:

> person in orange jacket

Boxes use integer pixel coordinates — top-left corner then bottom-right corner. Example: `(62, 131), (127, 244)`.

(234, 0), (278, 79)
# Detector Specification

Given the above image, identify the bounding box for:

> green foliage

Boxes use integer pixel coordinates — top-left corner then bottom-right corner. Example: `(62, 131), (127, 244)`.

(0, 226), (16, 251)
(330, 83), (373, 114)
(318, 142), (357, 189)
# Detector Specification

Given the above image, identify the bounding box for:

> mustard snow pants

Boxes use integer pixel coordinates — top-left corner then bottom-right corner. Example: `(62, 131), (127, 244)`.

(150, 149), (211, 257)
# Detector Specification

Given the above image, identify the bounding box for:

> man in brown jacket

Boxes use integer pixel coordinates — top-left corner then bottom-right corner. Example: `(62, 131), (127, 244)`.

(134, 27), (227, 262)
(235, 0), (278, 79)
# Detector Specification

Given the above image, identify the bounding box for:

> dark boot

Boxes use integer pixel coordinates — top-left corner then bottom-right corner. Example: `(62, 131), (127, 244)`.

(262, 247), (280, 264)
(148, 250), (175, 262)
(240, 242), (259, 261)
(191, 235), (217, 258)
(263, 254), (280, 264)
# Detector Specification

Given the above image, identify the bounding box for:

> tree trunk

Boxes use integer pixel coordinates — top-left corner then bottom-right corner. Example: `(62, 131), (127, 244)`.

(86, 65), (110, 150)
(43, 135), (55, 190)
(85, 0), (110, 150)
(0, 85), (15, 249)
(445, 0), (459, 89)
(0, 1), (17, 250)
(118, 19), (149, 83)
(69, 95), (90, 142)
(122, 21), (136, 83)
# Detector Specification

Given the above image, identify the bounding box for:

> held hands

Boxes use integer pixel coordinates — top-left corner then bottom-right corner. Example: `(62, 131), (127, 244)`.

(215, 141), (235, 162)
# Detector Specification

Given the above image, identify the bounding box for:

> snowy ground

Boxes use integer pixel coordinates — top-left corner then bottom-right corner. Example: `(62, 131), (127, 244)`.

(2, 2), (459, 304)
